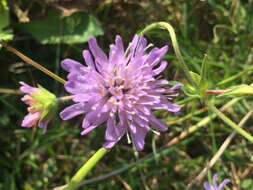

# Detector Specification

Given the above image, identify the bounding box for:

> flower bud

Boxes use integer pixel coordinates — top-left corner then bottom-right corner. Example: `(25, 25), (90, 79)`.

(19, 81), (57, 134)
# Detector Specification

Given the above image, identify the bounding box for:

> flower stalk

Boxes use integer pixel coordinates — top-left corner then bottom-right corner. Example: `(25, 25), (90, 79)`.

(57, 95), (74, 102)
(141, 22), (195, 86)
(64, 147), (109, 190)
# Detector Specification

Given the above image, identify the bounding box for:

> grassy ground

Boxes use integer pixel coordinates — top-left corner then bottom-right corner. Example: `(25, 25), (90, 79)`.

(0, 0), (253, 189)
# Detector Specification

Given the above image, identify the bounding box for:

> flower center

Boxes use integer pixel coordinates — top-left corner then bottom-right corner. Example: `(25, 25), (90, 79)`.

(105, 74), (132, 100)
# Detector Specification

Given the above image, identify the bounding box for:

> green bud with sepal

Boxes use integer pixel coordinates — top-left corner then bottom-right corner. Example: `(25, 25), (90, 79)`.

(31, 84), (57, 122)
(20, 81), (57, 134)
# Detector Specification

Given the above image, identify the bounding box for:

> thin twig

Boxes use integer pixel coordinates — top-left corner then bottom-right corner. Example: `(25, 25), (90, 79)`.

(186, 109), (253, 189)
(0, 88), (22, 94)
(102, 163), (132, 190)
(0, 41), (66, 84)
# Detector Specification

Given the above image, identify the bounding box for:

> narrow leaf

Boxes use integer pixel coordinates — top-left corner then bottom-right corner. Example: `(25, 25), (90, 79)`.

(199, 54), (209, 96)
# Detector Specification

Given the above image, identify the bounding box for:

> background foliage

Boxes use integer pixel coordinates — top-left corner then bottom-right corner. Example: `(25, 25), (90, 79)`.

(0, 0), (253, 189)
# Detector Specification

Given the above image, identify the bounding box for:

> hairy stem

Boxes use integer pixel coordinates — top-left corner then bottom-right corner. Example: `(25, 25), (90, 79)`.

(141, 22), (194, 86)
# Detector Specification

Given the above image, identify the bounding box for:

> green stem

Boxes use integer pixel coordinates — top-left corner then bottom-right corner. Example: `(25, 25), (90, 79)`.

(141, 22), (194, 86)
(206, 100), (253, 142)
(64, 147), (109, 190)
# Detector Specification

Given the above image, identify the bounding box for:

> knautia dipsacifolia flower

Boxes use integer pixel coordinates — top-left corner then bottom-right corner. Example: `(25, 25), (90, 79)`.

(20, 82), (57, 134)
(204, 173), (231, 190)
(60, 35), (182, 150)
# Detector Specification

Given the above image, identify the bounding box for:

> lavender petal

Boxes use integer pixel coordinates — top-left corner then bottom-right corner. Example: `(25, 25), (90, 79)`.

(149, 114), (168, 132)
(204, 182), (212, 190)
(82, 50), (95, 70)
(88, 37), (108, 66)
(19, 81), (40, 94)
(153, 61), (168, 75)
(38, 120), (49, 134)
(130, 125), (148, 151)
(21, 112), (42, 127)
(60, 103), (89, 120)
(218, 179), (231, 190)
(61, 58), (86, 73)
(103, 140), (118, 149)
(213, 173), (219, 188)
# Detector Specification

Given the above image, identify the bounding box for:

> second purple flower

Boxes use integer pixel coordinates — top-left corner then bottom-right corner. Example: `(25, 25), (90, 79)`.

(60, 34), (181, 150)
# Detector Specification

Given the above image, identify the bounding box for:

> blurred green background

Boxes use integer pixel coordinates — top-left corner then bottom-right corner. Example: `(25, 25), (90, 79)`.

(0, 0), (253, 189)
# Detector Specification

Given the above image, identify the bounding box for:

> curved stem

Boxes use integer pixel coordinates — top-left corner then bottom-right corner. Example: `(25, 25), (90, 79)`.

(64, 147), (109, 190)
(206, 100), (253, 142)
(141, 22), (194, 86)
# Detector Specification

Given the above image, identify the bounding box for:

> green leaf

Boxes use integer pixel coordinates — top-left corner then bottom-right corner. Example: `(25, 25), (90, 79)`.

(199, 54), (209, 96)
(0, 0), (13, 48)
(0, 30), (13, 39)
(242, 179), (253, 189)
(17, 11), (103, 44)
(181, 83), (199, 97)
(0, 0), (9, 30)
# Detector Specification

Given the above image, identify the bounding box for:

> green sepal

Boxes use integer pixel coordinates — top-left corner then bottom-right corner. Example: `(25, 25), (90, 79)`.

(187, 55), (209, 98)
(189, 71), (201, 86)
(181, 83), (200, 98)
(31, 102), (44, 111)
(39, 100), (57, 122)
(31, 84), (56, 103)
(30, 84), (57, 122)
(168, 80), (183, 86)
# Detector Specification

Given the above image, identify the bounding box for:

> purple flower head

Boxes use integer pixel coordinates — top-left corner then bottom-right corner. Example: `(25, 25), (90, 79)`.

(60, 35), (182, 150)
(204, 173), (231, 190)
(20, 82), (57, 134)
